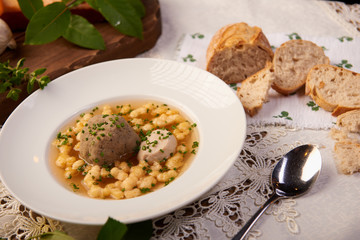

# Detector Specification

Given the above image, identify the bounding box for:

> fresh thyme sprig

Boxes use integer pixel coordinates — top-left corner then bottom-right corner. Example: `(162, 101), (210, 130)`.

(0, 58), (50, 101)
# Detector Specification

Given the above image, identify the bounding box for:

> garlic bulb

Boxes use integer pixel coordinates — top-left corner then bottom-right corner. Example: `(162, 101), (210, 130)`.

(0, 18), (16, 55)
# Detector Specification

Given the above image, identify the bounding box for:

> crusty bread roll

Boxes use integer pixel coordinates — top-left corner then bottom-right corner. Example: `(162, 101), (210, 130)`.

(272, 40), (329, 95)
(206, 22), (273, 84)
(305, 64), (360, 116)
(236, 63), (274, 116)
(336, 109), (360, 133)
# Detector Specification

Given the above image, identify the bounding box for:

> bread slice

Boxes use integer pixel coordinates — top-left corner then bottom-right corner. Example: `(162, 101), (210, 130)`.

(336, 109), (360, 133)
(272, 40), (329, 95)
(334, 141), (360, 174)
(330, 110), (360, 175)
(305, 64), (360, 116)
(206, 22), (273, 84)
(236, 63), (274, 116)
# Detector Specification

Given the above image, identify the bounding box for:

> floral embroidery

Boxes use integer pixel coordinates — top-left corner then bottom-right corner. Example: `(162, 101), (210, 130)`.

(191, 33), (205, 39)
(335, 59), (353, 69)
(273, 111), (293, 120)
(153, 206), (210, 240)
(152, 129), (300, 240)
(338, 36), (353, 42)
(270, 199), (300, 234)
(182, 54), (196, 62)
(287, 33), (301, 40)
(229, 83), (238, 91)
(307, 101), (320, 111)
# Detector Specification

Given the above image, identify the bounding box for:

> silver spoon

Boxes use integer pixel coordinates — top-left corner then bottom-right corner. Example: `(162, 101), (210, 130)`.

(232, 144), (322, 240)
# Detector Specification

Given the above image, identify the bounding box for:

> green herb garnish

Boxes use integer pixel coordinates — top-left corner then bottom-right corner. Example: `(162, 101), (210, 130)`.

(0, 58), (50, 101)
(165, 177), (175, 186)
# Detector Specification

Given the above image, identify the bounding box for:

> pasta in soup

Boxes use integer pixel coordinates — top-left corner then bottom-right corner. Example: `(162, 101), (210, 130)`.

(51, 102), (199, 200)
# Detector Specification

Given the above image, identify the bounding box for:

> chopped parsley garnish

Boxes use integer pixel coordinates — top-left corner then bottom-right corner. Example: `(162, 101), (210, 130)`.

(165, 177), (175, 186)
(192, 141), (199, 148)
(71, 183), (79, 191)
(140, 188), (151, 193)
(56, 132), (70, 146)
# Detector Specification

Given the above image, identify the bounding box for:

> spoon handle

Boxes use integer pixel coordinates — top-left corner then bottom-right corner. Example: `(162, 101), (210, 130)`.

(232, 193), (280, 240)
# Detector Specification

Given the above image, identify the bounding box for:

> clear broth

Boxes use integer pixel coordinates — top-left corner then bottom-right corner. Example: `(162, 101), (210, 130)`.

(49, 100), (199, 199)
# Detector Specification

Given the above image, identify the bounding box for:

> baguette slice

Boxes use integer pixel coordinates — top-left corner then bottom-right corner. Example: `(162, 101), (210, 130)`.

(236, 63), (274, 116)
(206, 22), (273, 84)
(272, 40), (329, 95)
(334, 141), (360, 174)
(305, 64), (360, 116)
(336, 109), (360, 133)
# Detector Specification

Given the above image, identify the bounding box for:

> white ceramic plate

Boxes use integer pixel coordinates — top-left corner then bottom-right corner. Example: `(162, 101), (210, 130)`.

(0, 58), (246, 225)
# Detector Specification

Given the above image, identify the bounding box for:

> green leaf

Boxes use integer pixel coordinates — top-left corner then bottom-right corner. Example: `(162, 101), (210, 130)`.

(27, 77), (36, 93)
(63, 0), (84, 8)
(97, 217), (128, 240)
(0, 82), (12, 93)
(10, 73), (24, 86)
(85, 0), (98, 10)
(17, 0), (44, 19)
(38, 75), (51, 89)
(63, 15), (105, 50)
(127, 0), (145, 18)
(33, 68), (47, 76)
(16, 58), (26, 69)
(7, 88), (21, 101)
(24, 2), (71, 45)
(96, 0), (144, 39)
(123, 220), (153, 240)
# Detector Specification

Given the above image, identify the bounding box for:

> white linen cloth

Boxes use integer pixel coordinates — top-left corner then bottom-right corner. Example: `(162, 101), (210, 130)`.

(175, 32), (360, 129)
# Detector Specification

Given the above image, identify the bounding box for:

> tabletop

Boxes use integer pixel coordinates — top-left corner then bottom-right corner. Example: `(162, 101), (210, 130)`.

(1, 0), (360, 239)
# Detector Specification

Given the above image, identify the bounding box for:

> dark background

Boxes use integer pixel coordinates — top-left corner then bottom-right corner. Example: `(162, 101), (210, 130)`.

(329, 0), (359, 4)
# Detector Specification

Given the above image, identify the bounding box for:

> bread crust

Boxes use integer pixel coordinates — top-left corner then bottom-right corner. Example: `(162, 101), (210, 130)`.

(236, 62), (274, 116)
(206, 22), (273, 84)
(336, 109), (360, 133)
(305, 64), (360, 116)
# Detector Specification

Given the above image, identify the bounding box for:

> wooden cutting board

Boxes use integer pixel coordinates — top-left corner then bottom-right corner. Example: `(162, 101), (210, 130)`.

(0, 0), (161, 125)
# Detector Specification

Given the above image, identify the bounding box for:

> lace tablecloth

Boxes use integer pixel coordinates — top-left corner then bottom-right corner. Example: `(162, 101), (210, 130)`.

(1, 1), (360, 239)
(2, 126), (360, 240)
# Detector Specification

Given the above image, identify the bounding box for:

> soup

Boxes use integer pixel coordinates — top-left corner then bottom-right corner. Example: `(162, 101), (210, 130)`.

(50, 101), (199, 199)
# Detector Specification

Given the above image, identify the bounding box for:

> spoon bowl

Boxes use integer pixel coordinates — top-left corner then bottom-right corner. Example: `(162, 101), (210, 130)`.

(273, 144), (322, 197)
(232, 144), (322, 240)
